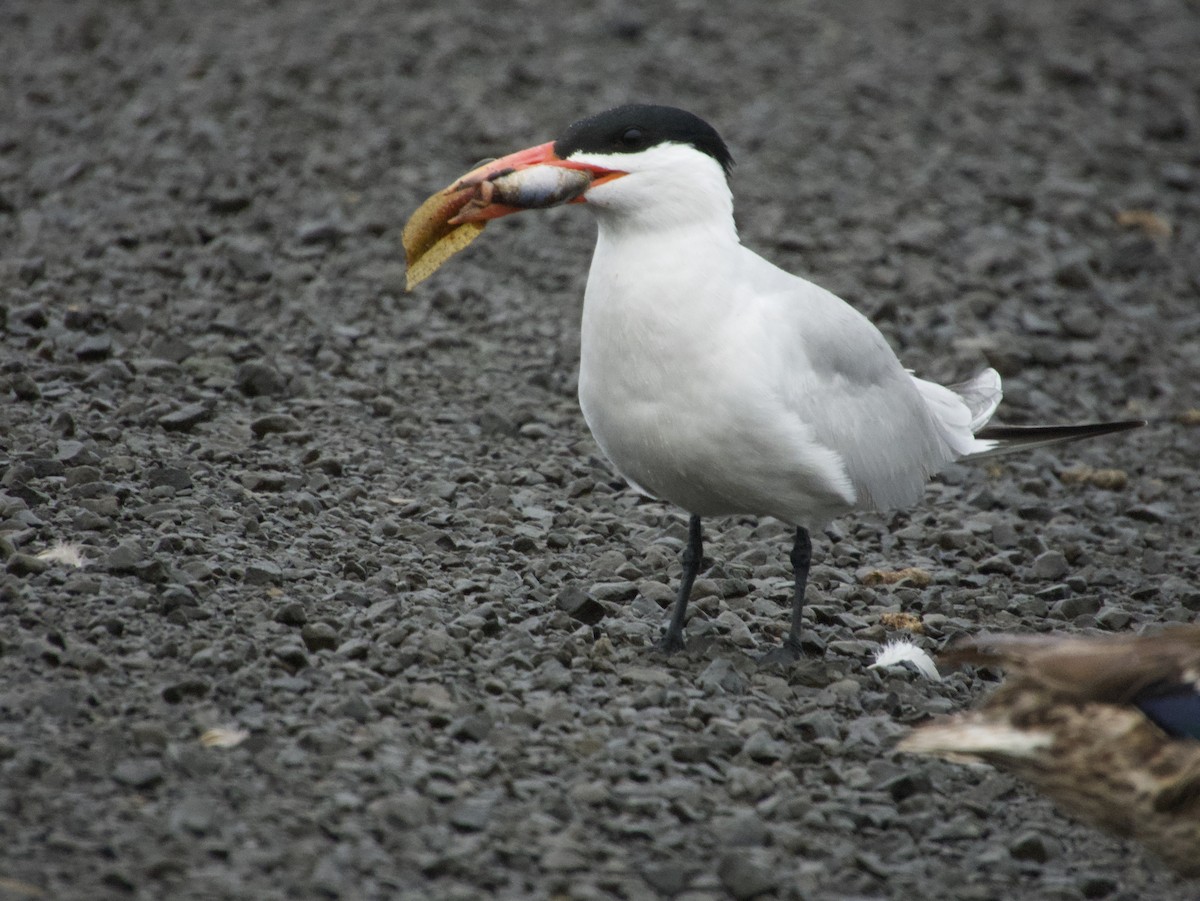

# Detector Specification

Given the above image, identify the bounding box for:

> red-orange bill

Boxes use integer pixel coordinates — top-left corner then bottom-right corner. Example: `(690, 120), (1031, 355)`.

(402, 141), (619, 291)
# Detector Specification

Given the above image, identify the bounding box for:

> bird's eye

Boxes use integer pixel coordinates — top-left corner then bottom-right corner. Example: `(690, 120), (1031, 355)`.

(620, 127), (643, 146)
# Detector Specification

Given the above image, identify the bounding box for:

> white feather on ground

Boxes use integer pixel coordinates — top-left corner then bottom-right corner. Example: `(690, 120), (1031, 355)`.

(35, 541), (88, 568)
(870, 638), (941, 680)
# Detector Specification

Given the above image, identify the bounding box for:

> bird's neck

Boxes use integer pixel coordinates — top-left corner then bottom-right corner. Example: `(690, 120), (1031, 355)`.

(581, 210), (746, 370)
(587, 181), (738, 244)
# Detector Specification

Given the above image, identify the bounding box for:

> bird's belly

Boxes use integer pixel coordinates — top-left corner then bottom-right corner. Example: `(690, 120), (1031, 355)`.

(578, 378), (855, 527)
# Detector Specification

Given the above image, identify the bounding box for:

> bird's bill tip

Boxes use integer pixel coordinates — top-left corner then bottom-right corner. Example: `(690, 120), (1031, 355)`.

(402, 141), (624, 290)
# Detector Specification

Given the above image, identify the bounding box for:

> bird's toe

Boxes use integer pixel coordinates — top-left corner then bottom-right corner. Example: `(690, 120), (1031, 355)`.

(757, 638), (804, 668)
(655, 631), (688, 656)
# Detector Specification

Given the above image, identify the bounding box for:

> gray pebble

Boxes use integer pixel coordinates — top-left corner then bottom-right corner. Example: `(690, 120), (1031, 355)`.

(236, 361), (287, 397)
(557, 585), (606, 624)
(8, 372), (41, 401)
(274, 602), (308, 626)
(245, 560), (283, 584)
(272, 641), (309, 671)
(1051, 595), (1102, 620)
(300, 626), (340, 656)
(74, 334), (113, 361)
(112, 758), (164, 789)
(146, 466), (193, 491)
(251, 414), (302, 438)
(450, 796), (494, 832)
(159, 403), (213, 432)
(1031, 550), (1069, 581)
(6, 553), (48, 576)
(1009, 830), (1060, 863)
(716, 852), (777, 900)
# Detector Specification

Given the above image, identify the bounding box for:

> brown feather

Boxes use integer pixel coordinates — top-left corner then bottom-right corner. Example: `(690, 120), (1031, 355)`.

(903, 626), (1200, 878)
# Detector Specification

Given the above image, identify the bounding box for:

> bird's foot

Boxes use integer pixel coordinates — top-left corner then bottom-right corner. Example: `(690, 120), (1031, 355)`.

(655, 629), (687, 655)
(757, 635), (804, 668)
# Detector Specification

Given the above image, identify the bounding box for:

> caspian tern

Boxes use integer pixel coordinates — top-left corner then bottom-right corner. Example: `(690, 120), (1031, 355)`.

(403, 104), (1144, 663)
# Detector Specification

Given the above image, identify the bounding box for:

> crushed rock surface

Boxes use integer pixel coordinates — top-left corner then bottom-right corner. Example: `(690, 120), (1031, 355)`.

(1, 1), (1198, 899)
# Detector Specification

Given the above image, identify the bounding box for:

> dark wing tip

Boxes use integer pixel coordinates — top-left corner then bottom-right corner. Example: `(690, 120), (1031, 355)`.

(974, 419), (1146, 444)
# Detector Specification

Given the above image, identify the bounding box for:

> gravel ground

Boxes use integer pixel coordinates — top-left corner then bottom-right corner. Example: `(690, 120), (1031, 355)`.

(2, 2), (1198, 899)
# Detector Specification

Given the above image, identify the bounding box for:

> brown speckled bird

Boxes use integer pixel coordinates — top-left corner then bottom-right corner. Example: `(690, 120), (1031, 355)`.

(899, 627), (1200, 878)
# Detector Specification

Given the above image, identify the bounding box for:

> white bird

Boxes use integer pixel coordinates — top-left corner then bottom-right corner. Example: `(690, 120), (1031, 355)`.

(403, 104), (1143, 663)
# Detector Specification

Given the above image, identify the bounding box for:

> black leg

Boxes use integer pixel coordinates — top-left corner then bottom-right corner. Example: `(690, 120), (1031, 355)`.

(759, 526), (811, 666)
(659, 514), (702, 654)
(785, 526), (812, 652)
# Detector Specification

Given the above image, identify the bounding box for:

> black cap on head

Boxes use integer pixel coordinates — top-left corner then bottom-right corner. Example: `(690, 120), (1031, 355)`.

(553, 104), (734, 176)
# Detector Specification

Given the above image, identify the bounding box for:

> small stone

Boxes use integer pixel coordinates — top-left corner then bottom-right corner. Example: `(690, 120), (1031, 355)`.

(113, 758), (164, 789)
(206, 189), (252, 214)
(63, 465), (100, 487)
(641, 863), (690, 896)
(18, 256), (46, 284)
(716, 852), (777, 900)
(244, 560), (283, 584)
(533, 659), (573, 691)
(1126, 503), (1171, 523)
(449, 712), (493, 742)
(274, 602), (307, 626)
(1009, 830), (1057, 863)
(589, 580), (638, 602)
(135, 558), (170, 584)
(170, 796), (215, 835)
(336, 637), (370, 659)
(557, 585), (606, 624)
(638, 580), (676, 606)
(220, 235), (271, 280)
(427, 480), (457, 502)
(715, 610), (756, 648)
(742, 730), (783, 764)
(74, 334), (113, 361)
(146, 466), (193, 491)
(976, 554), (1015, 575)
(272, 641), (309, 671)
(449, 797), (494, 832)
(240, 472), (288, 492)
(618, 665), (673, 687)
(1053, 256), (1092, 289)
(878, 771), (931, 802)
(1095, 607), (1133, 631)
(1079, 875), (1119, 899)
(1044, 55), (1095, 86)
(301, 623), (338, 651)
(336, 694), (372, 723)
(411, 683), (454, 709)
(1060, 307), (1102, 339)
(9, 372), (41, 401)
(296, 218), (348, 244)
(235, 361), (286, 397)
(698, 658), (747, 695)
(161, 678), (210, 703)
(13, 303), (48, 329)
(714, 811), (769, 847)
(57, 440), (99, 466)
(159, 403), (212, 432)
(1051, 595), (1102, 620)
(250, 414), (302, 438)
(6, 553), (48, 576)
(106, 543), (143, 573)
(1031, 551), (1069, 581)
